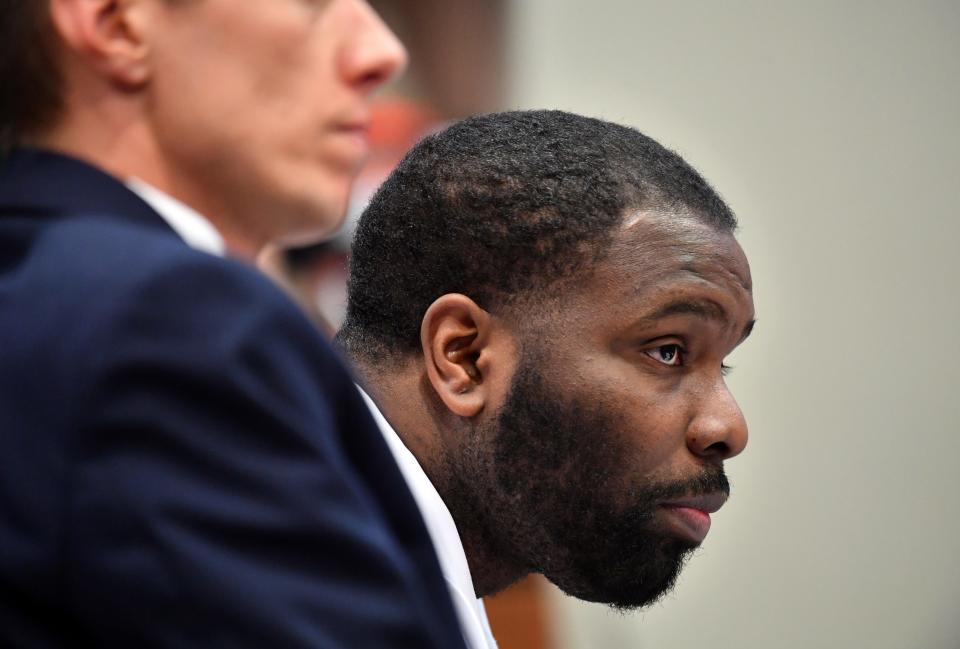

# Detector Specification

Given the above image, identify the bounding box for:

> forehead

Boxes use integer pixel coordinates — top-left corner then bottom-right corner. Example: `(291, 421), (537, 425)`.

(609, 210), (751, 288)
(559, 210), (754, 328)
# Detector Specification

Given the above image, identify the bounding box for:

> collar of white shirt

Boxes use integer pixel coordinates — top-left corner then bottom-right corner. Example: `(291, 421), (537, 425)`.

(358, 387), (499, 649)
(126, 178), (226, 257)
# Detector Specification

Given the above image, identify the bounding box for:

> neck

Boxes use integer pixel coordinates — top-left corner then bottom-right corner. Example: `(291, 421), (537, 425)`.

(354, 358), (530, 597)
(355, 362), (443, 478)
(33, 104), (264, 260)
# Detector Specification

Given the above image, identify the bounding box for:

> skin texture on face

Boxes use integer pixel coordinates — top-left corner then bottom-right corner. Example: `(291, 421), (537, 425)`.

(437, 211), (755, 608)
(140, 0), (406, 253)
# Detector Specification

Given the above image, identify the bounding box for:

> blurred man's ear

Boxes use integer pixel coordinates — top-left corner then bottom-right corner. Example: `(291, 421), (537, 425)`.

(420, 294), (514, 419)
(49, 0), (153, 88)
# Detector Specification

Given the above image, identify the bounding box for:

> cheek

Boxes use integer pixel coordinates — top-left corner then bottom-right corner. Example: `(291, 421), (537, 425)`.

(575, 368), (690, 477)
(199, 20), (332, 129)
(615, 408), (685, 480)
(539, 342), (693, 475)
(250, 34), (332, 103)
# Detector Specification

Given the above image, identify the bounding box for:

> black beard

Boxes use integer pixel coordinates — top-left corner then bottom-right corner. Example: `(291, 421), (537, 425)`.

(444, 349), (730, 610)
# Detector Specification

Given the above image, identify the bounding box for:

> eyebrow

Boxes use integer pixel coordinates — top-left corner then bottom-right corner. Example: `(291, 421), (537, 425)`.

(636, 298), (756, 341)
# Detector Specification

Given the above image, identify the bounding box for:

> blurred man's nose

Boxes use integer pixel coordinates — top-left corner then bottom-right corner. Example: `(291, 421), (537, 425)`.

(339, 1), (408, 94)
(686, 381), (749, 463)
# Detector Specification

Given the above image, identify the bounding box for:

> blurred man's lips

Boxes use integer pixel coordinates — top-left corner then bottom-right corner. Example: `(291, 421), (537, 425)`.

(338, 121), (370, 135)
(340, 124), (369, 139)
(658, 492), (728, 544)
(333, 118), (371, 154)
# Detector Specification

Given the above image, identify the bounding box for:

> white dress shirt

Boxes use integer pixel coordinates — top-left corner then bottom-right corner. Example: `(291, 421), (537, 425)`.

(359, 389), (499, 649)
(126, 178), (225, 257)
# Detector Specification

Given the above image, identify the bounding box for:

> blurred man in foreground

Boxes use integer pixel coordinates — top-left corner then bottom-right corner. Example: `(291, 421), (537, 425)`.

(338, 110), (756, 648)
(0, 1), (467, 647)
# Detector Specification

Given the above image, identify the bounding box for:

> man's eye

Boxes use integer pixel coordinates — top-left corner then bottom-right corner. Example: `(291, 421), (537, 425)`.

(645, 344), (683, 366)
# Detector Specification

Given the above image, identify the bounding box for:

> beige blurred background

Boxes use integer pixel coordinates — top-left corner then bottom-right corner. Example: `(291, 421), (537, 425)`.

(271, 1), (959, 647)
(507, 1), (960, 648)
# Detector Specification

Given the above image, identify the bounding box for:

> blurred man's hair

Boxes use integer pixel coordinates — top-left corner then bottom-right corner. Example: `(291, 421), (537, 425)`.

(337, 109), (737, 363)
(0, 0), (195, 150)
(0, 0), (63, 149)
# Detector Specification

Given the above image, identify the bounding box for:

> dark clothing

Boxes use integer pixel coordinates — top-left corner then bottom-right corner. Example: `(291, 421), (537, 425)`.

(0, 149), (465, 648)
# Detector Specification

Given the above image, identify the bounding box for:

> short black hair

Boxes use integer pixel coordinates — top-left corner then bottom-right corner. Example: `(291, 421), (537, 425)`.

(337, 110), (736, 363)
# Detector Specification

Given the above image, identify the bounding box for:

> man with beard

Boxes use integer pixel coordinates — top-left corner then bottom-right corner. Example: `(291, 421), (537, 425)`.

(337, 110), (756, 648)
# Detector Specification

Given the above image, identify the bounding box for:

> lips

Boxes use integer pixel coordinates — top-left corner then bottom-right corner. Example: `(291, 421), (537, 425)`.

(337, 120), (370, 136)
(335, 110), (372, 136)
(661, 491), (728, 514)
(329, 120), (372, 165)
(657, 491), (729, 544)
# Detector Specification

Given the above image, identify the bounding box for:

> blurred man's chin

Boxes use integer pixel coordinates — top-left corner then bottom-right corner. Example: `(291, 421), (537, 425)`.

(268, 190), (350, 248)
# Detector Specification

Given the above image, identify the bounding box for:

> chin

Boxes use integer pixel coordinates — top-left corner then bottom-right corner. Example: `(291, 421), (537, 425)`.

(269, 185), (351, 247)
(548, 535), (697, 611)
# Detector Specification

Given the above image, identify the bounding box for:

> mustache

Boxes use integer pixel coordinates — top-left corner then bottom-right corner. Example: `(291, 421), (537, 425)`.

(601, 466), (731, 540)
(637, 466), (730, 505)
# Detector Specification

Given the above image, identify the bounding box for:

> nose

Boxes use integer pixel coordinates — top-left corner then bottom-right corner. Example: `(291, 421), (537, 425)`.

(686, 381), (748, 462)
(339, 1), (409, 94)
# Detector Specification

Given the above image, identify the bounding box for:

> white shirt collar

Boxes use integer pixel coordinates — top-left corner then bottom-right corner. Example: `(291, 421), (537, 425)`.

(126, 178), (226, 257)
(357, 387), (499, 649)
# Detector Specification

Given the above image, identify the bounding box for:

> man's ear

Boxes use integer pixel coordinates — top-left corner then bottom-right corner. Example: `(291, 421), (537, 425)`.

(49, 0), (152, 89)
(421, 294), (509, 419)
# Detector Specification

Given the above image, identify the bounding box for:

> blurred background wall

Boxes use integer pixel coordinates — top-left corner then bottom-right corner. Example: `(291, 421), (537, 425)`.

(507, 1), (960, 648)
(270, 1), (960, 647)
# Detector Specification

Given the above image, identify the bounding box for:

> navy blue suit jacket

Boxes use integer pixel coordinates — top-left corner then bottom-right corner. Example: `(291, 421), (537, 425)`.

(0, 149), (466, 648)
